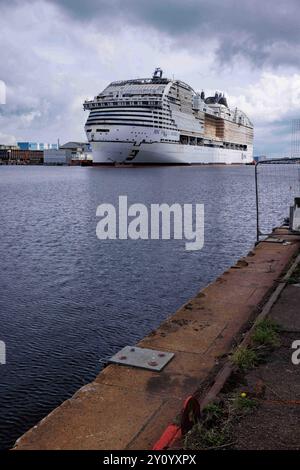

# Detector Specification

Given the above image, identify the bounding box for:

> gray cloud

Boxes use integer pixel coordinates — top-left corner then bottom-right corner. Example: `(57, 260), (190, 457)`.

(46, 0), (300, 67)
(2, 0), (300, 67)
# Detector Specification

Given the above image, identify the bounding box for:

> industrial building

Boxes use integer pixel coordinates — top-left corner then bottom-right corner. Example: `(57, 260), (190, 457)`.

(0, 141), (92, 165)
(44, 142), (92, 165)
(0, 145), (43, 165)
(43, 149), (72, 165)
(17, 142), (58, 151)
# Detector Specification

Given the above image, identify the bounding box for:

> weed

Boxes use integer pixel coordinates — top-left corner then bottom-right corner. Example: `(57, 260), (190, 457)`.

(252, 318), (281, 348)
(184, 421), (231, 449)
(287, 264), (300, 284)
(231, 347), (258, 371)
(200, 426), (228, 447)
(232, 394), (258, 414)
(202, 403), (224, 422)
(286, 276), (300, 285)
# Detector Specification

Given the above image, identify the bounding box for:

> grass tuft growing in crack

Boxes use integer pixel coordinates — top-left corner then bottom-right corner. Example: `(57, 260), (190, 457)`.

(196, 426), (229, 448)
(286, 263), (300, 284)
(231, 393), (258, 414)
(252, 318), (281, 348)
(202, 403), (224, 422)
(231, 347), (259, 371)
(184, 401), (233, 450)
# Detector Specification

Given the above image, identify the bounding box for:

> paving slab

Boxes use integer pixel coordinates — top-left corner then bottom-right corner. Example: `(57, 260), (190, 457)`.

(95, 354), (214, 400)
(271, 285), (300, 332)
(234, 331), (300, 450)
(14, 383), (165, 450)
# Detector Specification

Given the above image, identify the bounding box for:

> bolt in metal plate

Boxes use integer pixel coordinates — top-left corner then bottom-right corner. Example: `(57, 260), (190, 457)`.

(109, 346), (174, 371)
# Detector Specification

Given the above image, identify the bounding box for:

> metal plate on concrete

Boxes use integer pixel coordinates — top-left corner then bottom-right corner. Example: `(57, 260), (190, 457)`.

(109, 346), (174, 371)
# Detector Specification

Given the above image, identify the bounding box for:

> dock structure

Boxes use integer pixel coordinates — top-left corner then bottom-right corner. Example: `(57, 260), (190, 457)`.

(14, 228), (300, 450)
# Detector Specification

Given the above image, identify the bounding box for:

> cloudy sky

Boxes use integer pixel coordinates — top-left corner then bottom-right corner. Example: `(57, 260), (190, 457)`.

(1, 0), (300, 155)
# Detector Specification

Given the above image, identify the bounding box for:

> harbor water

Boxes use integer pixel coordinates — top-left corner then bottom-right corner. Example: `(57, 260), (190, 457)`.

(0, 165), (259, 449)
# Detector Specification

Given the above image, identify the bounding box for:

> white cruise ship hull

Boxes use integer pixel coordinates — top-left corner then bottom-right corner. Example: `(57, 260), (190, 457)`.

(84, 70), (254, 166)
(91, 141), (253, 165)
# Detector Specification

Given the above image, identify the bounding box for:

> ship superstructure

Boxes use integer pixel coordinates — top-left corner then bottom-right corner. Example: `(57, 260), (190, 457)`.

(83, 68), (253, 164)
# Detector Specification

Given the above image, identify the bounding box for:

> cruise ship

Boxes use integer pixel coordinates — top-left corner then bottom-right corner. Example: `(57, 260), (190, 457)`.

(83, 68), (253, 165)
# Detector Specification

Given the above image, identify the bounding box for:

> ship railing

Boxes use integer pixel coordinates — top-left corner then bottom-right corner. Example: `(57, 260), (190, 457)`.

(255, 157), (300, 242)
(84, 100), (163, 109)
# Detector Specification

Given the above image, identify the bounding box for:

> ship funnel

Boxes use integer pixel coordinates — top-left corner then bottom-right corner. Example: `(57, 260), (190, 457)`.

(153, 67), (163, 79)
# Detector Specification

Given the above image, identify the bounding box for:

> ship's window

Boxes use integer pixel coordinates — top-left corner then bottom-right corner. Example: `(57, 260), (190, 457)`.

(96, 129), (110, 132)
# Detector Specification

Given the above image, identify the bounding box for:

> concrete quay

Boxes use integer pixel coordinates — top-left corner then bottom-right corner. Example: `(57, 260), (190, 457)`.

(14, 228), (300, 450)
